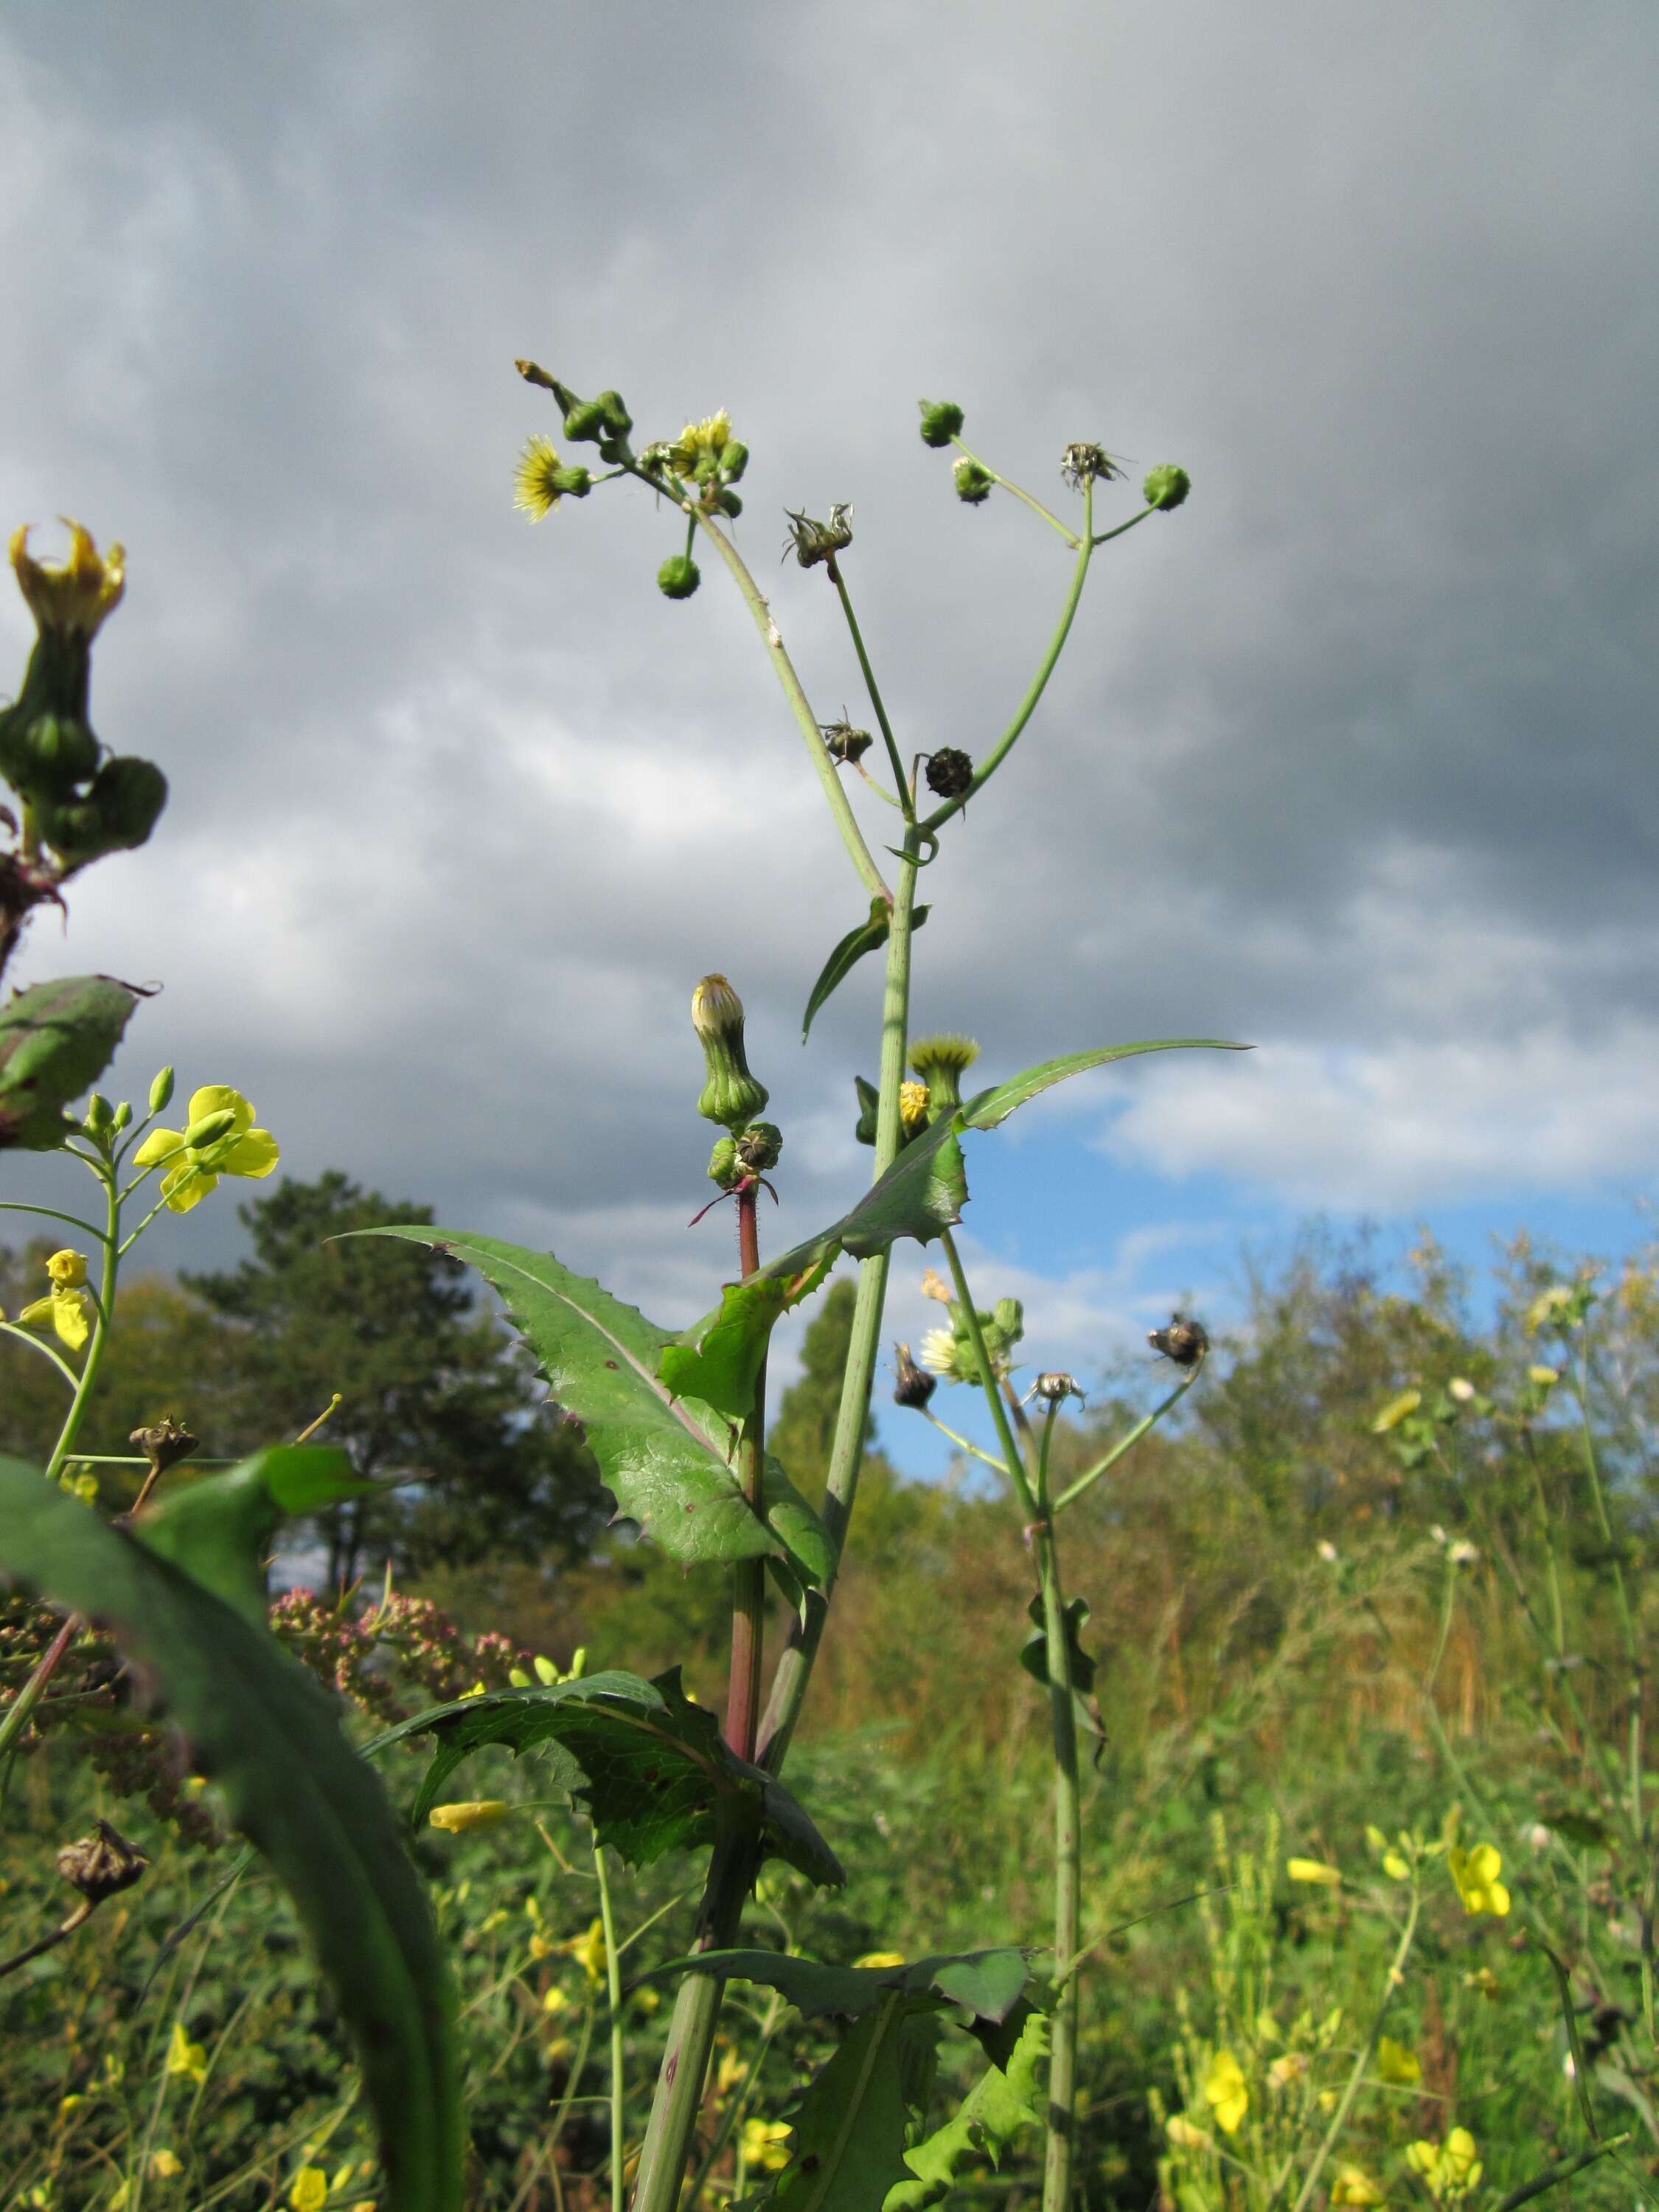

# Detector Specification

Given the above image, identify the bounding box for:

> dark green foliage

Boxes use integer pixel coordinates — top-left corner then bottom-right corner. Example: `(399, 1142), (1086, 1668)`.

(0, 974), (139, 1148)
(801, 898), (929, 1040)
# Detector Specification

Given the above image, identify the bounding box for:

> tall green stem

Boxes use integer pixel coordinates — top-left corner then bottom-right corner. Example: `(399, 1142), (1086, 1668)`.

(595, 1840), (627, 2212)
(44, 1163), (120, 1482)
(726, 1185), (768, 1764)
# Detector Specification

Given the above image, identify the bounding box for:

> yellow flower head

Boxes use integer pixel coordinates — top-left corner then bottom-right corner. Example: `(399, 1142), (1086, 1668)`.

(1287, 1857), (1341, 1888)
(1447, 1843), (1510, 1917)
(514, 434), (568, 522)
(18, 1251), (95, 1352)
(852, 1950), (905, 1969)
(147, 2149), (183, 2181)
(740, 2118), (792, 2174)
(131, 1085), (279, 1214)
(676, 410), (734, 475)
(899, 1079), (931, 1133)
(1330, 2165), (1384, 2206)
(46, 1249), (87, 1289)
(10, 521), (125, 640)
(428, 1800), (510, 1834)
(288, 2168), (328, 2212)
(565, 1916), (608, 1986)
(1203, 2047), (1248, 2135)
(1405, 2126), (1481, 2202)
(165, 2021), (206, 2084)
(1376, 2034), (1421, 2086)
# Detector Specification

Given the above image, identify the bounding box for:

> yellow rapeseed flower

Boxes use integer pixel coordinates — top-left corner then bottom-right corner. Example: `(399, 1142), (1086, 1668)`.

(1203, 2048), (1248, 2135)
(514, 434), (568, 521)
(852, 1950), (905, 1969)
(1329, 2165), (1384, 2205)
(740, 2118), (792, 2173)
(428, 1801), (510, 1834)
(45, 1249), (86, 1288)
(288, 2168), (328, 2212)
(10, 521), (125, 639)
(1287, 1857), (1341, 1887)
(1405, 2126), (1481, 2202)
(1376, 2034), (1421, 2085)
(131, 1085), (279, 1213)
(566, 1916), (608, 1986)
(165, 2022), (206, 2084)
(1447, 1843), (1509, 1917)
(18, 1250), (95, 1352)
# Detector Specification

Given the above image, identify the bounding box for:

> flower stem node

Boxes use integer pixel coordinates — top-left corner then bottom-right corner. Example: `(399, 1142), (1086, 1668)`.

(892, 1343), (937, 1410)
(952, 459), (993, 505)
(923, 748), (973, 800)
(1148, 1312), (1208, 1366)
(782, 506), (853, 568)
(734, 1121), (782, 1173)
(1061, 443), (1125, 490)
(908, 1033), (980, 1111)
(917, 400), (965, 448)
(657, 554), (701, 601)
(1143, 465), (1192, 512)
(691, 973), (770, 1129)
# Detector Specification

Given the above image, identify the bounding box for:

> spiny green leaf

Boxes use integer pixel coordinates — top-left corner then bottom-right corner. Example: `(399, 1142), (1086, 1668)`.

(801, 900), (929, 1042)
(355, 1228), (813, 1569)
(960, 1037), (1249, 1131)
(637, 1945), (1030, 2026)
(766, 2000), (936, 2212)
(664, 1245), (836, 1422)
(1020, 1593), (1106, 1752)
(886, 2008), (1048, 2211)
(136, 1444), (369, 1630)
(375, 1668), (844, 1887)
(0, 1454), (461, 2212)
(0, 974), (139, 1149)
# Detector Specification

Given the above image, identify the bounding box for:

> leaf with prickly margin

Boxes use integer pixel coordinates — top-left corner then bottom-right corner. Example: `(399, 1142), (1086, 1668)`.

(0, 974), (141, 1149)
(375, 1667), (843, 1887)
(136, 1445), (369, 1630)
(885, 2008), (1048, 2211)
(801, 900), (929, 1042)
(634, 1946), (1030, 2028)
(758, 1999), (931, 2212)
(662, 1243), (836, 1423)
(1020, 1593), (1107, 1754)
(0, 1454), (461, 2212)
(355, 1228), (801, 1568)
(959, 1037), (1250, 1132)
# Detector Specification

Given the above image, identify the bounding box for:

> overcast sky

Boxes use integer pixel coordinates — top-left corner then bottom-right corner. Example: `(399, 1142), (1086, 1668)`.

(3, 3), (1656, 1461)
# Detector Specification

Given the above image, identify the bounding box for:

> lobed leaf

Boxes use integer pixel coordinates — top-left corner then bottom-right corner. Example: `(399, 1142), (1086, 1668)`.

(0, 1454), (462, 2212)
(764, 2001), (936, 2212)
(885, 2007), (1048, 2211)
(375, 1667), (844, 1887)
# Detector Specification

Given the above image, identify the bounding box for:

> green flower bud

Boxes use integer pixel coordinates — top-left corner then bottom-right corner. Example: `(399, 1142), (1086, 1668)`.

(657, 554), (701, 601)
(717, 439), (749, 484)
(563, 399), (609, 443)
(708, 1134), (742, 1190)
(924, 747), (973, 799)
(13, 712), (100, 796)
(918, 400), (964, 448)
(111, 1099), (132, 1131)
(1143, 465), (1191, 512)
(908, 1033), (980, 1111)
(691, 973), (769, 1128)
(990, 1295), (1025, 1346)
(853, 1074), (880, 1147)
(952, 459), (993, 505)
(713, 487), (742, 518)
(183, 1105), (240, 1150)
(597, 434), (632, 466)
(37, 799), (105, 867)
(549, 464), (592, 498)
(47, 755), (167, 866)
(735, 1121), (782, 1172)
(595, 389), (633, 437)
(149, 1066), (175, 1115)
(83, 1092), (114, 1134)
(821, 718), (872, 765)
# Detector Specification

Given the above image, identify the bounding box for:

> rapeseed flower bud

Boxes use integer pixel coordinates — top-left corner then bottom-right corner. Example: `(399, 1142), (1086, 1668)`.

(428, 1801), (511, 1834)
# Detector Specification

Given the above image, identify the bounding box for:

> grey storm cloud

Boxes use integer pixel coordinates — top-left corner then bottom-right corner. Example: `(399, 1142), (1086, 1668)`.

(2, 0), (1657, 1315)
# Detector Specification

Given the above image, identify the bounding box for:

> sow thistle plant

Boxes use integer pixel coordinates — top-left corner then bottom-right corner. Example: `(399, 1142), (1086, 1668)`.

(0, 372), (1262, 2212)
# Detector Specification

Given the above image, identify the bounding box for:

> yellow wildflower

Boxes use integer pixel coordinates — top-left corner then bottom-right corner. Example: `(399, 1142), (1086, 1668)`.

(566, 1916), (608, 1986)
(852, 1950), (905, 1969)
(1203, 2047), (1248, 2135)
(164, 2020), (206, 2084)
(1405, 2126), (1481, 2201)
(1287, 1857), (1341, 1887)
(1376, 2034), (1421, 2086)
(1329, 2165), (1384, 2205)
(1527, 1363), (1558, 1388)
(676, 410), (734, 475)
(541, 1984), (571, 2014)
(740, 2118), (792, 2173)
(18, 1251), (95, 1353)
(899, 1079), (931, 1133)
(1371, 1388), (1421, 1433)
(45, 1249), (86, 1288)
(147, 2149), (182, 2180)
(288, 2169), (328, 2212)
(1447, 1843), (1509, 1917)
(131, 1085), (278, 1213)
(1164, 2112), (1213, 2150)
(714, 2048), (747, 2098)
(428, 1800), (510, 1834)
(513, 434), (580, 522)
(10, 521), (125, 640)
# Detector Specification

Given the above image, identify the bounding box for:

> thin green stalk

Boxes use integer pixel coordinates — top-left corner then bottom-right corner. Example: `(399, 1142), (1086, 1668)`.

(1281, 1883), (1421, 2212)
(922, 479), (1095, 835)
(757, 838), (921, 1771)
(595, 1840), (627, 2212)
(1091, 505), (1158, 549)
(1572, 1355), (1644, 1839)
(0, 1321), (81, 1391)
(920, 1408), (1014, 1480)
(947, 438), (1077, 546)
(826, 558), (913, 821)
(45, 1164), (120, 1483)
(937, 1231), (1035, 1518)
(0, 1199), (107, 1241)
(726, 1186), (767, 1764)
(667, 494), (888, 903)
(1052, 1364), (1202, 1512)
